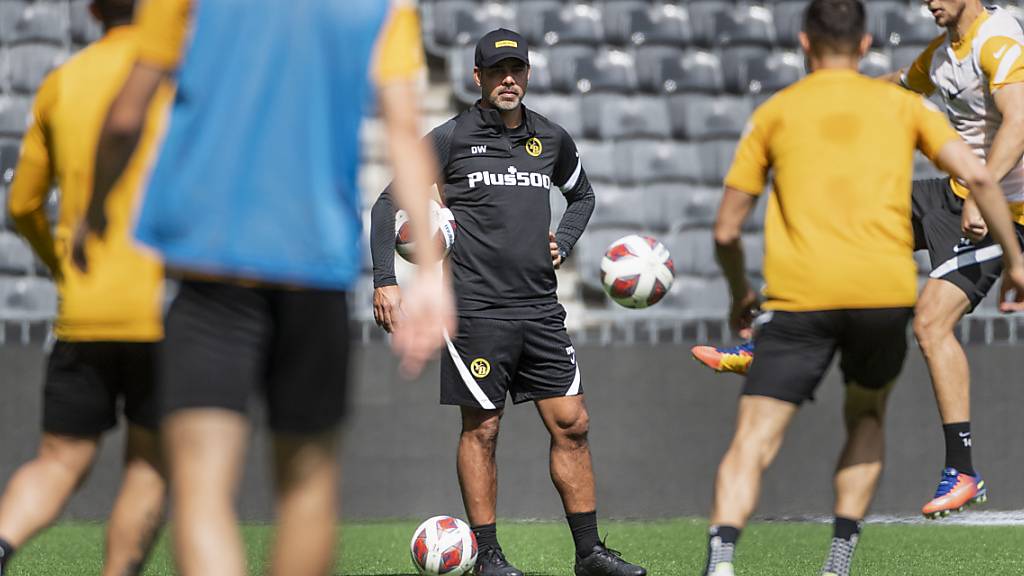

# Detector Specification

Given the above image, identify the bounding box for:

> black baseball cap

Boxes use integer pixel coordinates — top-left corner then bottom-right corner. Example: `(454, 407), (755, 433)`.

(474, 28), (530, 68)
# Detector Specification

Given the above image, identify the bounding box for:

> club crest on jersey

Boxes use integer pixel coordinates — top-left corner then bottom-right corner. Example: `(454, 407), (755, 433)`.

(467, 166), (552, 189)
(525, 137), (543, 157)
(470, 358), (491, 379)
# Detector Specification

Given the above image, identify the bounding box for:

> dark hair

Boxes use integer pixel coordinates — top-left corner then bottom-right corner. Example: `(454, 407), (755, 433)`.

(92, 0), (136, 28)
(803, 0), (867, 56)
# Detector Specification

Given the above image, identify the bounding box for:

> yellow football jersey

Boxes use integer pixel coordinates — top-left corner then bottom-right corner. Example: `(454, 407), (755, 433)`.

(8, 26), (169, 341)
(726, 70), (959, 312)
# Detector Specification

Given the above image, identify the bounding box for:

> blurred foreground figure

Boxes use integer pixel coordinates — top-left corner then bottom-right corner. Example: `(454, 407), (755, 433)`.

(76, 1), (454, 575)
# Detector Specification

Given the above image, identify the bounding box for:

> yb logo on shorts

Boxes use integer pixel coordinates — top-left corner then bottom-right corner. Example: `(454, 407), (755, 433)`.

(470, 358), (491, 379)
(525, 137), (542, 157)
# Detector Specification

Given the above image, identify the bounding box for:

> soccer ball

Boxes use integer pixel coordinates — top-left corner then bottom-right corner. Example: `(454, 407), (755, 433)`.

(601, 234), (675, 309)
(410, 515), (477, 576)
(395, 199), (457, 263)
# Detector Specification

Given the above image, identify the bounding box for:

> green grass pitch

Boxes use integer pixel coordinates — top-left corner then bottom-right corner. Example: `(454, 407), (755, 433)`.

(6, 519), (1023, 574)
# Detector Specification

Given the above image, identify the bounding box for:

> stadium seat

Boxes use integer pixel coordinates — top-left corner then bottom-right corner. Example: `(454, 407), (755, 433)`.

(883, 5), (942, 47)
(771, 1), (806, 48)
(695, 139), (737, 185)
(548, 44), (597, 92)
(619, 140), (702, 185)
(661, 275), (730, 314)
(646, 49), (724, 95)
(664, 229), (720, 277)
(581, 94), (672, 139)
(667, 93), (752, 141)
(720, 46), (773, 95)
(515, 0), (564, 45)
(603, 2), (692, 47)
(641, 182), (721, 231)
(742, 232), (765, 275)
(634, 45), (686, 93)
(687, 0), (733, 47)
(728, 50), (804, 95)
(526, 49), (554, 93)
(570, 48), (637, 93)
(0, 97), (31, 138)
(8, 44), (66, 95)
(447, 46), (480, 105)
(576, 139), (618, 184)
(587, 185), (649, 229)
(2, 1), (68, 45)
(860, 50), (893, 77)
(0, 277), (56, 319)
(866, 2), (906, 46)
(70, 0), (102, 45)
(520, 3), (604, 47)
(575, 226), (640, 293)
(526, 94), (584, 139)
(714, 5), (775, 48)
(424, 1), (513, 53)
(0, 231), (35, 276)
(0, 2), (25, 43)
(1, 140), (21, 187)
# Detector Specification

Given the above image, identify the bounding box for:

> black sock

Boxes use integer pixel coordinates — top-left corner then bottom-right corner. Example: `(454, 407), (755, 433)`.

(472, 523), (499, 551)
(943, 422), (974, 476)
(567, 511), (600, 557)
(703, 525), (740, 575)
(833, 516), (861, 541)
(0, 537), (14, 570)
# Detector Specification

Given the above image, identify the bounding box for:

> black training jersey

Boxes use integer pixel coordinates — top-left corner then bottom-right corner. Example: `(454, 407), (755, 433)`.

(371, 102), (595, 319)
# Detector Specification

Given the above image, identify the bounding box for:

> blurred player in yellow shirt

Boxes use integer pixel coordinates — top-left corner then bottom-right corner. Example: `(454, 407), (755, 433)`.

(0, 1), (169, 574)
(699, 0), (1024, 574)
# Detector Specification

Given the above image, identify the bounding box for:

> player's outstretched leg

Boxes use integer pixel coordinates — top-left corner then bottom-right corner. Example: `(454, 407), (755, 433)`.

(457, 407), (522, 576)
(704, 395), (798, 576)
(913, 280), (985, 519)
(534, 396), (646, 576)
(164, 409), (249, 576)
(821, 382), (891, 576)
(0, 433), (99, 572)
(103, 425), (167, 576)
(691, 341), (755, 375)
(269, 431), (340, 576)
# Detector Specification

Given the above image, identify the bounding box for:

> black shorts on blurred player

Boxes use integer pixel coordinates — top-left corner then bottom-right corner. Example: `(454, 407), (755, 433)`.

(441, 310), (580, 410)
(743, 308), (914, 405)
(912, 178), (1024, 310)
(44, 341), (158, 436)
(161, 279), (350, 434)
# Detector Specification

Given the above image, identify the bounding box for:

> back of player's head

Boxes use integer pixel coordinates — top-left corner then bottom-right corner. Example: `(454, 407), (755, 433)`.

(91, 0), (136, 29)
(802, 0), (867, 56)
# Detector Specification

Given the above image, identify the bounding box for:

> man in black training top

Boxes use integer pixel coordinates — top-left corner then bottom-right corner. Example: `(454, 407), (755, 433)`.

(370, 28), (646, 576)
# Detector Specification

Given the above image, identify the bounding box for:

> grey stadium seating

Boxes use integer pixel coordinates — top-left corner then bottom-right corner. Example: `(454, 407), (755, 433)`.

(8, 44), (66, 94)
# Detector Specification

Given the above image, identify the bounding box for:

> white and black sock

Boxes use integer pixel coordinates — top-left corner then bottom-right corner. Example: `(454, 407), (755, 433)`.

(703, 525), (739, 575)
(821, 517), (861, 576)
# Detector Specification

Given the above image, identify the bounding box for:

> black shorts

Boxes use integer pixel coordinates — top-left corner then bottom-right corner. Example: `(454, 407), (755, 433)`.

(743, 308), (914, 405)
(912, 178), (1024, 310)
(44, 341), (158, 436)
(441, 311), (580, 409)
(161, 280), (350, 434)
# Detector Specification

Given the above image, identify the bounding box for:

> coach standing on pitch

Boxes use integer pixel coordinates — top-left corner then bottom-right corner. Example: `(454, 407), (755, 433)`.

(370, 29), (645, 576)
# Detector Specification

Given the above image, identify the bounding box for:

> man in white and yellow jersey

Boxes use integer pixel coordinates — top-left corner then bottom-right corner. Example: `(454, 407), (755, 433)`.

(894, 0), (1024, 519)
(0, 1), (169, 574)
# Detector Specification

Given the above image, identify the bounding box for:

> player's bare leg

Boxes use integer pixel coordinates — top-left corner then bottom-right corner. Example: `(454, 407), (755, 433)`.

(704, 395), (797, 576)
(458, 407), (502, 526)
(914, 279), (984, 518)
(103, 425), (166, 576)
(0, 433), (98, 547)
(535, 395), (645, 576)
(535, 395), (595, 514)
(821, 382), (892, 576)
(164, 409), (248, 576)
(269, 431), (340, 576)
(458, 407), (521, 576)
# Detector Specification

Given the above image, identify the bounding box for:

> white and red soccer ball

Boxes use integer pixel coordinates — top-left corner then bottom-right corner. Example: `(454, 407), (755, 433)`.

(601, 234), (675, 309)
(395, 199), (457, 263)
(410, 515), (477, 576)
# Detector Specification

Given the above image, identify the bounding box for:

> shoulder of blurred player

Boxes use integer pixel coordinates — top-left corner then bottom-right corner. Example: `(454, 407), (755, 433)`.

(135, 0), (193, 71)
(372, 0), (425, 85)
